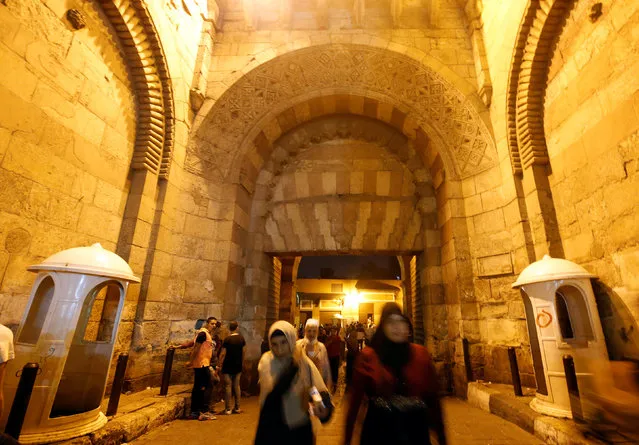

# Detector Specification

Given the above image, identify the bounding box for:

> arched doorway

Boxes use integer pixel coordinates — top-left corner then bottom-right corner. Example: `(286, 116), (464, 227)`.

(187, 43), (498, 394)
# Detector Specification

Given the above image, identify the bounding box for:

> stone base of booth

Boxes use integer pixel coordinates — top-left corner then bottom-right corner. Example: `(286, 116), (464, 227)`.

(467, 382), (634, 445)
(50, 384), (193, 445)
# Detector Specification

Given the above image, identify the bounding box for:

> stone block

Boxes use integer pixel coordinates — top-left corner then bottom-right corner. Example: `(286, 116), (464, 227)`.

(461, 319), (481, 342)
(0, 168), (33, 216)
(134, 321), (171, 348)
(172, 257), (211, 282)
(473, 278), (492, 302)
(183, 279), (217, 303)
(0, 46), (39, 102)
(183, 214), (216, 239)
(77, 205), (121, 242)
(94, 180), (125, 214)
(461, 302), (479, 319)
(480, 319), (528, 346)
(563, 230), (594, 263)
(474, 166), (502, 193)
(150, 250), (173, 278)
(146, 276), (185, 303)
(508, 300), (526, 319)
(376, 171), (391, 196)
(489, 276), (520, 302)
(602, 172), (639, 220)
(0, 84), (46, 141)
(613, 248), (639, 290)
(480, 187), (504, 212)
(479, 303), (508, 319)
(142, 302), (171, 321)
(473, 208), (505, 234)
(489, 392), (539, 434)
(476, 252), (513, 277)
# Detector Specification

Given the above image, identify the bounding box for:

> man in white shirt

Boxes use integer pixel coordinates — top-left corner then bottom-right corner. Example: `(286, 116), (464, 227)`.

(0, 323), (15, 420)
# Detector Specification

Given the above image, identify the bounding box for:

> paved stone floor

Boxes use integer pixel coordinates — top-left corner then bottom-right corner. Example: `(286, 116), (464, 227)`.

(132, 395), (545, 444)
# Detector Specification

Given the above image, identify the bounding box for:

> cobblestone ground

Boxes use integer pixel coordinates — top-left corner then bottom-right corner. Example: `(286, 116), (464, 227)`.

(132, 394), (544, 445)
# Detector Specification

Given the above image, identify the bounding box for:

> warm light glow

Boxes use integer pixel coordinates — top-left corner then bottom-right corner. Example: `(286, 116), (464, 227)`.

(344, 290), (361, 307)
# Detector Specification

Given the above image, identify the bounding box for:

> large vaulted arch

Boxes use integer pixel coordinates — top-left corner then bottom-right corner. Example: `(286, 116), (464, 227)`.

(183, 43), (500, 394)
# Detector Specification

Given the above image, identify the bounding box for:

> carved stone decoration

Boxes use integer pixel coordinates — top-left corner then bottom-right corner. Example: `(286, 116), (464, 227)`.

(189, 44), (496, 181)
(506, 0), (575, 175)
(66, 9), (87, 30)
(97, 1), (175, 178)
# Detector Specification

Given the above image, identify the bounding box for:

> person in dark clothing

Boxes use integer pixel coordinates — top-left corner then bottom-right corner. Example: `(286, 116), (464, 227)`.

(345, 328), (359, 387)
(325, 327), (343, 392)
(318, 327), (328, 344)
(217, 321), (246, 415)
(344, 303), (447, 445)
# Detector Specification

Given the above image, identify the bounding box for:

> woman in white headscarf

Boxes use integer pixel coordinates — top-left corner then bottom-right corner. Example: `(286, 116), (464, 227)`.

(255, 321), (333, 445)
(297, 318), (333, 389)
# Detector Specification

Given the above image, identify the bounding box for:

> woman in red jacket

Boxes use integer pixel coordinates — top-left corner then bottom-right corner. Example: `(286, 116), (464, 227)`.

(344, 303), (447, 445)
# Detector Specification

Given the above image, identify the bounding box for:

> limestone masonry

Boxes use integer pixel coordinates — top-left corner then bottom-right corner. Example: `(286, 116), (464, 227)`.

(0, 0), (637, 395)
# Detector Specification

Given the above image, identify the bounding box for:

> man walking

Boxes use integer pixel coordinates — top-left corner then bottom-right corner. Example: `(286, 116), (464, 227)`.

(217, 321), (245, 415)
(174, 317), (218, 420)
(0, 323), (15, 419)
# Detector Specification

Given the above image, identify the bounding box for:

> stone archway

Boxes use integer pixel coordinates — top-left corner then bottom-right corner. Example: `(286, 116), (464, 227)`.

(188, 44), (496, 184)
(186, 43), (499, 394)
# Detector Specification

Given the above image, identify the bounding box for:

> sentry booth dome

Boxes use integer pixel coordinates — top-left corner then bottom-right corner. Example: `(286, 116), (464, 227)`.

(0, 244), (139, 443)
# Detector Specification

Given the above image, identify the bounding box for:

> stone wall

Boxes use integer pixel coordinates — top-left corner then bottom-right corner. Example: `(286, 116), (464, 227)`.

(446, 0), (538, 388)
(544, 0), (639, 360)
(117, 0), (218, 389)
(6, 0), (639, 399)
(0, 0), (136, 329)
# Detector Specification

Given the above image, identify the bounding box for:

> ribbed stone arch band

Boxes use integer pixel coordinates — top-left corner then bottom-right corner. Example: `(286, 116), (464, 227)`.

(98, 0), (175, 178)
(507, 0), (575, 175)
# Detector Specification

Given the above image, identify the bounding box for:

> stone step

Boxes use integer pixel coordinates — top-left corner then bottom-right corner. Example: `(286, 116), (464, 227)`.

(467, 382), (638, 445)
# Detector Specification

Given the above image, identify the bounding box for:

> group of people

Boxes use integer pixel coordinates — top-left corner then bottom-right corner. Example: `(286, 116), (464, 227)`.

(179, 304), (448, 444)
(174, 318), (246, 421)
(255, 302), (448, 445)
(1, 302), (449, 445)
